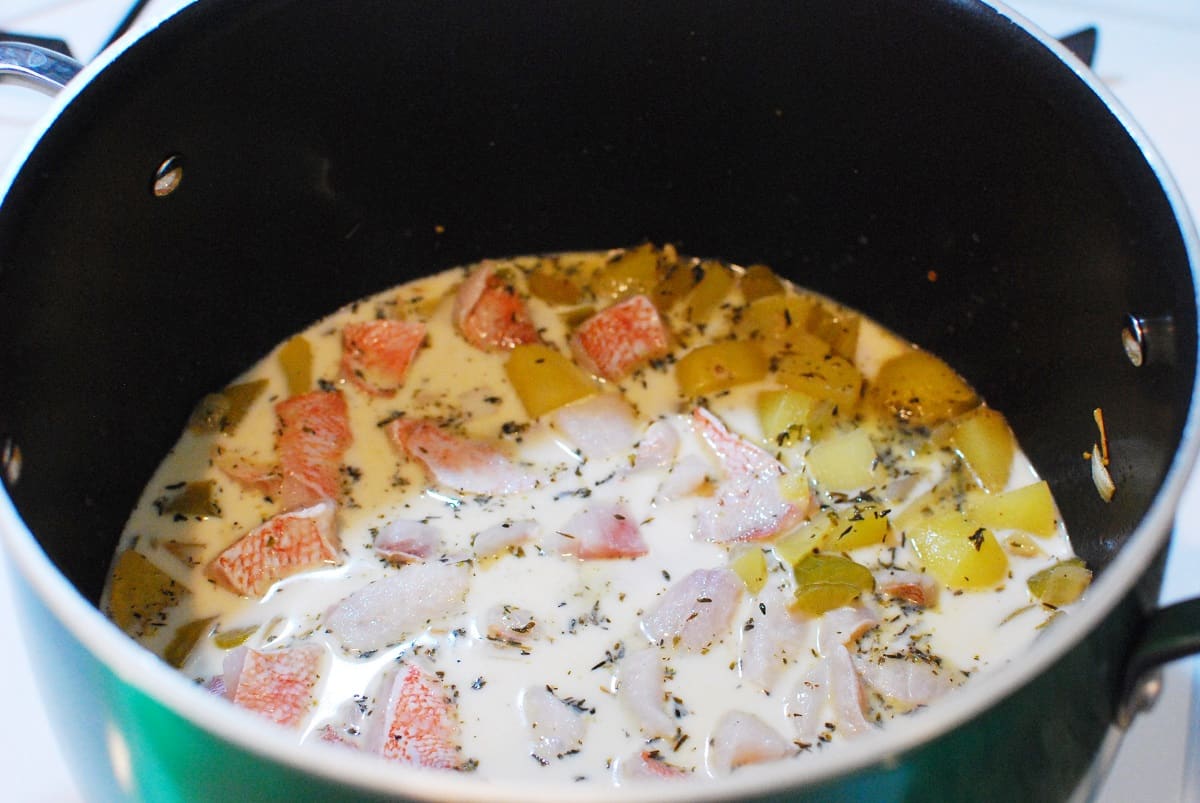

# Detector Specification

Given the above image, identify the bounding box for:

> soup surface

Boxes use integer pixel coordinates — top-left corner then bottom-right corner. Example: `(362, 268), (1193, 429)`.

(102, 245), (1090, 784)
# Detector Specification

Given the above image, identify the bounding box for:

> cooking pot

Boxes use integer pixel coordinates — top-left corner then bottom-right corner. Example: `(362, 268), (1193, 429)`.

(1, 1), (1198, 800)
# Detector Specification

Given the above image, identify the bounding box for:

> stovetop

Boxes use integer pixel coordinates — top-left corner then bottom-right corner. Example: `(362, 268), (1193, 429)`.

(1, 1), (1197, 800)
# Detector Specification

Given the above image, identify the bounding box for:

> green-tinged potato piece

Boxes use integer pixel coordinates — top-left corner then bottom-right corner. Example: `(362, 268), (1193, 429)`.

(806, 428), (879, 492)
(505, 344), (598, 418)
(676, 341), (768, 397)
(528, 265), (583, 305)
(735, 294), (822, 349)
(952, 407), (1015, 492)
(164, 616), (216, 668)
(822, 503), (892, 551)
(791, 552), (876, 616)
(1028, 558), (1092, 607)
(730, 547), (769, 594)
(278, 335), (313, 396)
(739, 264), (785, 302)
(967, 481), (1058, 537)
(188, 379), (268, 435)
(107, 549), (188, 638)
(653, 261), (702, 312)
(906, 512), (1008, 590)
(592, 242), (660, 302)
(775, 352), (864, 417)
(870, 349), (979, 427)
(757, 389), (833, 446)
(808, 304), (860, 362)
(157, 480), (221, 519)
(685, 262), (737, 323)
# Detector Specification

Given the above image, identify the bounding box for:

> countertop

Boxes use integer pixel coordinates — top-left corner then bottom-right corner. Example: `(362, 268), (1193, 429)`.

(1, 1), (1197, 800)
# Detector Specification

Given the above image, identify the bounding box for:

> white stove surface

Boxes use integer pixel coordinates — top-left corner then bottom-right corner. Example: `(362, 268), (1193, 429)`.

(0, 1), (1196, 800)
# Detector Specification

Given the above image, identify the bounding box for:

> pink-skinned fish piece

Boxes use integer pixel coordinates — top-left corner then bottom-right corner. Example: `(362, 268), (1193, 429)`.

(548, 501), (648, 560)
(874, 568), (941, 608)
(276, 389), (352, 510)
(853, 653), (957, 708)
(386, 416), (538, 496)
(519, 685), (587, 761)
(472, 519), (538, 558)
(621, 750), (690, 780)
(640, 568), (743, 652)
(739, 584), (810, 690)
(206, 500), (340, 597)
(453, 261), (540, 351)
(324, 561), (471, 654)
(691, 407), (806, 543)
(704, 710), (794, 776)
(828, 642), (873, 737)
(373, 519), (440, 564)
(816, 605), (881, 655)
(617, 648), (676, 738)
(340, 319), (426, 397)
(370, 663), (465, 769)
(482, 603), (538, 645)
(570, 294), (671, 380)
(222, 644), (326, 729)
(551, 393), (639, 460)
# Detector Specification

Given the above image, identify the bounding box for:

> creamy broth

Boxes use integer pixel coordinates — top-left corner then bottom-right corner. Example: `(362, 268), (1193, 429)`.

(102, 246), (1088, 784)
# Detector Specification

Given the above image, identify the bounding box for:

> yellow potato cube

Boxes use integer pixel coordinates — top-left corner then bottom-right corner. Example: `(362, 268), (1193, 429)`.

(822, 503), (892, 551)
(591, 242), (660, 302)
(676, 341), (769, 397)
(504, 344), (598, 418)
(1027, 558), (1092, 607)
(808, 304), (860, 362)
(775, 352), (864, 416)
(870, 349), (979, 427)
(906, 512), (1008, 590)
(739, 263), (785, 302)
(952, 407), (1015, 492)
(729, 547), (769, 594)
(735, 294), (821, 347)
(757, 389), (833, 446)
(805, 427), (879, 493)
(278, 334), (313, 396)
(685, 262), (737, 323)
(967, 481), (1059, 538)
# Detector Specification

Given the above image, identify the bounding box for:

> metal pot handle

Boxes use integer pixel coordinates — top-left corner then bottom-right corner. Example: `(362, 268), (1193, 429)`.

(0, 41), (83, 95)
(1118, 597), (1200, 726)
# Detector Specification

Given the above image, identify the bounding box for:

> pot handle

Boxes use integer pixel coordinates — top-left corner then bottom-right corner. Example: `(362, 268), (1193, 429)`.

(1118, 597), (1200, 727)
(0, 41), (83, 95)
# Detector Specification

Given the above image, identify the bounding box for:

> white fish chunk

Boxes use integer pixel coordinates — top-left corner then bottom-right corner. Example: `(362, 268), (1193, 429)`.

(739, 584), (809, 690)
(704, 710), (793, 775)
(324, 562), (470, 653)
(617, 648), (676, 738)
(519, 685), (587, 761)
(552, 394), (639, 460)
(547, 501), (648, 560)
(785, 659), (830, 746)
(640, 568), (743, 652)
(373, 519), (440, 563)
(854, 654), (956, 708)
(472, 519), (538, 558)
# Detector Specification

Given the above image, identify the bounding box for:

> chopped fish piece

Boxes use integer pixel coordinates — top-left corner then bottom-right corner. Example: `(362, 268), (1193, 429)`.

(325, 561), (471, 653)
(570, 294), (671, 380)
(276, 390), (352, 510)
(213, 448), (282, 498)
(223, 644), (325, 729)
(622, 750), (689, 780)
(854, 654), (956, 708)
(632, 419), (681, 471)
(786, 659), (830, 746)
(472, 519), (538, 558)
(374, 519), (440, 563)
(386, 417), (537, 495)
(552, 394), (639, 459)
(340, 319), (426, 396)
(692, 407), (805, 542)
(640, 568), (743, 651)
(206, 500), (340, 597)
(373, 664), (464, 769)
(704, 710), (793, 775)
(874, 568), (940, 608)
(816, 605), (881, 654)
(617, 648), (675, 737)
(483, 604), (538, 645)
(739, 584), (810, 690)
(519, 685), (587, 761)
(658, 454), (711, 500)
(549, 502), (648, 560)
(453, 261), (540, 351)
(827, 643), (873, 737)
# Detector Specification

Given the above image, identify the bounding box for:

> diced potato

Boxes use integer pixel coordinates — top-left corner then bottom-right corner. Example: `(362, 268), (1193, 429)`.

(528, 265), (583, 305)
(164, 616), (216, 668)
(952, 407), (1015, 492)
(560, 305), (596, 329)
(505, 344), (598, 418)
(790, 553), (876, 616)
(675, 341), (768, 397)
(774, 513), (827, 565)
(735, 294), (821, 348)
(757, 389), (833, 446)
(106, 549), (188, 638)
(730, 547), (769, 594)
(905, 512), (1008, 590)
(1027, 558), (1092, 607)
(822, 503), (892, 551)
(591, 242), (660, 302)
(778, 472), (812, 506)
(967, 481), (1058, 538)
(739, 264), (785, 302)
(653, 261), (701, 311)
(278, 334), (313, 396)
(685, 262), (736, 323)
(870, 349), (979, 427)
(808, 304), (860, 362)
(157, 480), (221, 519)
(775, 352), (864, 416)
(805, 427), (879, 492)
(188, 379), (268, 435)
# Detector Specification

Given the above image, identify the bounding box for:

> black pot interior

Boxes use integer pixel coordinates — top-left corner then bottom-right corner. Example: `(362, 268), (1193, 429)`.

(0, 0), (1194, 605)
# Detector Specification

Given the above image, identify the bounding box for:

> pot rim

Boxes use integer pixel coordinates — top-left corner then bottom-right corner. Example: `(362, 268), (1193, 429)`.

(1, 1), (1198, 800)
